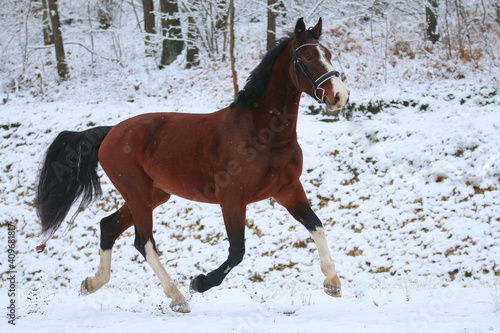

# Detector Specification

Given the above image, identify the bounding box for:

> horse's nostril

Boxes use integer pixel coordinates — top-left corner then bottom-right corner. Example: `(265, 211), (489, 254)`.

(334, 93), (340, 104)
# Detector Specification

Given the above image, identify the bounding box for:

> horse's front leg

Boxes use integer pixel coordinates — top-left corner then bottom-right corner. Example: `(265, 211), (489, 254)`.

(274, 182), (341, 297)
(303, 206), (341, 297)
(190, 203), (246, 293)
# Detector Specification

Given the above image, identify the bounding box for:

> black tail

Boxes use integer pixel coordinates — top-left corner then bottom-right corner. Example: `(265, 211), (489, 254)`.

(35, 126), (113, 238)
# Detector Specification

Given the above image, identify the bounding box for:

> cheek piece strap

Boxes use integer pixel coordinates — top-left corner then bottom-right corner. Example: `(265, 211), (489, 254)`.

(293, 43), (340, 103)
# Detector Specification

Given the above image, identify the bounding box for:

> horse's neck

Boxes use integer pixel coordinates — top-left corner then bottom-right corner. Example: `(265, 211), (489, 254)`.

(250, 54), (301, 143)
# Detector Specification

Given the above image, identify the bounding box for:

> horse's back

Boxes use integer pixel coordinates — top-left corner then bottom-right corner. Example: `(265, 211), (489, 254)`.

(100, 111), (223, 157)
(99, 111), (230, 203)
(98, 108), (302, 205)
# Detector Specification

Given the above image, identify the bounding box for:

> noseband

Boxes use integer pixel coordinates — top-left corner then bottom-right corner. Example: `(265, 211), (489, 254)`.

(293, 43), (340, 104)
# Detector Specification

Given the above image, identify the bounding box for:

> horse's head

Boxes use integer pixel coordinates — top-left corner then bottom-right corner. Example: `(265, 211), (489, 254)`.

(290, 18), (349, 111)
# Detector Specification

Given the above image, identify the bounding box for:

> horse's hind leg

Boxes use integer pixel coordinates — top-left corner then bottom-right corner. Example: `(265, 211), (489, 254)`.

(125, 185), (190, 313)
(81, 205), (134, 295)
(137, 234), (190, 313)
(190, 202), (246, 293)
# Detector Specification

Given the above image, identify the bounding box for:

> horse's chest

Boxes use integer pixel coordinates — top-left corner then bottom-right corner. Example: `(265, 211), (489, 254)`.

(246, 148), (302, 200)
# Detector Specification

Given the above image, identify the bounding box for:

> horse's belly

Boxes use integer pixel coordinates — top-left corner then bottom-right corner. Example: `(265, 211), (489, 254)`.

(148, 164), (219, 204)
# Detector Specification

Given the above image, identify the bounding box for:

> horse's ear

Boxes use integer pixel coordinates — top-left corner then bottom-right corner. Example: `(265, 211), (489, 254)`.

(294, 17), (306, 37)
(312, 17), (322, 38)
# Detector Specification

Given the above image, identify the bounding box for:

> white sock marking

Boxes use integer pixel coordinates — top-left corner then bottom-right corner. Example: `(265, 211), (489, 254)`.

(83, 249), (112, 294)
(145, 240), (186, 304)
(94, 249), (112, 286)
(311, 227), (337, 279)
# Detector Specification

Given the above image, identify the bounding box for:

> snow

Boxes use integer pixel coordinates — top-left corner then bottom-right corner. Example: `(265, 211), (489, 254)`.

(5, 283), (500, 332)
(1, 5), (500, 332)
(2, 84), (499, 333)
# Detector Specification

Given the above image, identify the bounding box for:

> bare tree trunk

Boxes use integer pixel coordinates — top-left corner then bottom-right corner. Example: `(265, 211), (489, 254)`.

(160, 0), (184, 66)
(216, 0), (227, 30)
(454, 0), (465, 58)
(496, 0), (500, 27)
(267, 0), (277, 50)
(142, 0), (156, 55)
(47, 0), (69, 80)
(97, 0), (114, 29)
(426, 0), (440, 43)
(42, 0), (53, 45)
(216, 0), (228, 60)
(186, 1), (200, 68)
(228, 0), (238, 97)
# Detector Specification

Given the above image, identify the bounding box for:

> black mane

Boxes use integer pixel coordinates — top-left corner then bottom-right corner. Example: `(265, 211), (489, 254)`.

(232, 29), (319, 109)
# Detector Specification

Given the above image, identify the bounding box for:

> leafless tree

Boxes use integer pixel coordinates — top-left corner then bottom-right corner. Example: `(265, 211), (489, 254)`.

(267, 0), (277, 50)
(228, 0), (238, 97)
(186, 1), (200, 68)
(426, 0), (440, 43)
(142, 0), (156, 55)
(41, 0), (53, 45)
(160, 0), (184, 66)
(97, 0), (114, 29)
(47, 0), (69, 79)
(494, 0), (500, 26)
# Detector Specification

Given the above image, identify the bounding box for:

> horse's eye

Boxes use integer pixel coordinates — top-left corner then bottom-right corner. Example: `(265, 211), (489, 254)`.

(305, 55), (313, 61)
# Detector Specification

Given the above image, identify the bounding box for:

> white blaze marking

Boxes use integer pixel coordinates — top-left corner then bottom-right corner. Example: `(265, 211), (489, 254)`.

(317, 45), (336, 72)
(311, 227), (337, 278)
(317, 46), (349, 106)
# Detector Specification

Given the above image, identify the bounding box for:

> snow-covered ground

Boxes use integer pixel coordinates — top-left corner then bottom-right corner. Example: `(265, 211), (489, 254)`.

(7, 283), (500, 333)
(1, 78), (499, 331)
(1, 9), (499, 332)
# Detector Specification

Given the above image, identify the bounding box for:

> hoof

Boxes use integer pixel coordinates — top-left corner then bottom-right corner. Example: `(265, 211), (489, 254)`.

(324, 284), (342, 297)
(190, 274), (211, 294)
(170, 301), (191, 313)
(80, 278), (91, 296)
(189, 274), (202, 294)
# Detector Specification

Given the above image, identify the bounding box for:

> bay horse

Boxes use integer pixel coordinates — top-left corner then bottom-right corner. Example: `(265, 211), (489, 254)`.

(35, 18), (349, 313)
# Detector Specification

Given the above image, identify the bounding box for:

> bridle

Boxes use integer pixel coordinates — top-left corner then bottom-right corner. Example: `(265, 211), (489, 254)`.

(293, 43), (340, 104)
